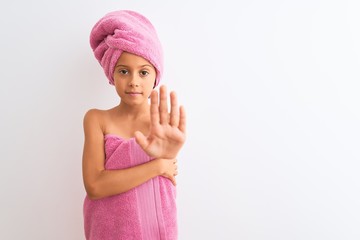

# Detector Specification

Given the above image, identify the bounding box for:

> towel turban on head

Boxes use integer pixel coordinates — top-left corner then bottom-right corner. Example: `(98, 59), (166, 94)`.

(90, 10), (163, 86)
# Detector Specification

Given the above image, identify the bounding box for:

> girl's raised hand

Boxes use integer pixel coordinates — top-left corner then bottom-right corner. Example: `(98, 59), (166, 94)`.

(134, 85), (186, 159)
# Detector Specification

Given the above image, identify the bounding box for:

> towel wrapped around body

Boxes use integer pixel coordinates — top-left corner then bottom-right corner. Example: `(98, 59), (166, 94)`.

(83, 134), (177, 240)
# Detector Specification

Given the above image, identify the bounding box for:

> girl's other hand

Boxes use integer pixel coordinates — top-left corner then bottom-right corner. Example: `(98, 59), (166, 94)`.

(155, 158), (178, 186)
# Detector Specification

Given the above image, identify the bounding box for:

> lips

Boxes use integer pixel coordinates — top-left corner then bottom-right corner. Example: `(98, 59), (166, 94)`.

(125, 91), (142, 96)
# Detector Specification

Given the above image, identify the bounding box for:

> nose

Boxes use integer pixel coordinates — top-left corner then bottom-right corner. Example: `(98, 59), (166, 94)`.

(128, 75), (140, 87)
(129, 82), (139, 87)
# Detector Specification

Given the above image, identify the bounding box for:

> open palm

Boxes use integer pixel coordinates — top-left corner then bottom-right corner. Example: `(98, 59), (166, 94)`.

(134, 86), (186, 159)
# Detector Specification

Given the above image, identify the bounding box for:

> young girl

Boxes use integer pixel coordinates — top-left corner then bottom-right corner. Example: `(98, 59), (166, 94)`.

(82, 10), (186, 240)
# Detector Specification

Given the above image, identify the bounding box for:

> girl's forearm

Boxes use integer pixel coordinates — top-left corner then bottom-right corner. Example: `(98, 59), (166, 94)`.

(86, 159), (162, 200)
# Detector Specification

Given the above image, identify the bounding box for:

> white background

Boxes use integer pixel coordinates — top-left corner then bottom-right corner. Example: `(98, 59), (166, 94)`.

(1, 0), (359, 239)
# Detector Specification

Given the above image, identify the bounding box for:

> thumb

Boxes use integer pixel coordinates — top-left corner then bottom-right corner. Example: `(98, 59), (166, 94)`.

(134, 131), (148, 150)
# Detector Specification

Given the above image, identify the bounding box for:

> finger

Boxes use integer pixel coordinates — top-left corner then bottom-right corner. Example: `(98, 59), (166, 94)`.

(159, 85), (169, 124)
(169, 91), (179, 127)
(134, 131), (148, 150)
(170, 176), (177, 186)
(178, 105), (186, 133)
(150, 90), (160, 126)
(174, 159), (178, 170)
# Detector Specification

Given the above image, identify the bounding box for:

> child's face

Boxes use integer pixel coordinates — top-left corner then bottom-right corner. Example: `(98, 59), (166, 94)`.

(113, 52), (157, 105)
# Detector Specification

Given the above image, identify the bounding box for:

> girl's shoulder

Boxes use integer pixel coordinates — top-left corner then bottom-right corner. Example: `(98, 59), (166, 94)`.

(83, 107), (116, 130)
(83, 108), (113, 128)
(83, 108), (114, 137)
(84, 107), (116, 118)
(84, 108), (106, 122)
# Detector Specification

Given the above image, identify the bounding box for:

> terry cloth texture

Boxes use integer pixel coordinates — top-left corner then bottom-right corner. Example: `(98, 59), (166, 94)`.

(90, 10), (164, 86)
(83, 134), (177, 240)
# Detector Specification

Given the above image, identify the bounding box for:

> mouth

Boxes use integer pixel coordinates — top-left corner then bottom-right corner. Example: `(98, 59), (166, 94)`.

(125, 91), (143, 96)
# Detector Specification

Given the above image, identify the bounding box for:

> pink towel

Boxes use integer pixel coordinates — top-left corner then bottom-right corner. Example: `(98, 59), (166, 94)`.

(89, 10), (164, 86)
(83, 134), (177, 240)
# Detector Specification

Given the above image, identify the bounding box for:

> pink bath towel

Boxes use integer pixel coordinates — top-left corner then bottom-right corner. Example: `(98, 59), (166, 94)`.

(83, 134), (177, 240)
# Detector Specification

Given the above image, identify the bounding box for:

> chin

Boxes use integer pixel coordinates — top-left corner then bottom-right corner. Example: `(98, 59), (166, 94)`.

(123, 99), (147, 106)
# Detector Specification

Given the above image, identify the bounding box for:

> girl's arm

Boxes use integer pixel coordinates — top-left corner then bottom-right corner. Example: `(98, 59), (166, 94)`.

(82, 109), (177, 200)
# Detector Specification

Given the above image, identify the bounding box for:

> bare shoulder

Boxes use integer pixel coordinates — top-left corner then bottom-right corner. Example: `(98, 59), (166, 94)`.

(84, 109), (102, 126)
(83, 109), (108, 137)
(84, 108), (103, 121)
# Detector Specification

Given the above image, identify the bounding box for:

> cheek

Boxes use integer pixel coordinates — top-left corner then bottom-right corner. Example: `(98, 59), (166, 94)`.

(114, 79), (127, 95)
(114, 75), (127, 85)
(149, 73), (157, 87)
(145, 78), (156, 89)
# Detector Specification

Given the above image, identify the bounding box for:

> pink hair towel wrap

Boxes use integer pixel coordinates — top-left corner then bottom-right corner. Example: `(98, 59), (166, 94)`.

(90, 10), (164, 86)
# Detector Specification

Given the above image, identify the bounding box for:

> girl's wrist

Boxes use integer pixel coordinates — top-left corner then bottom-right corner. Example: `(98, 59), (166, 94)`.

(150, 158), (164, 176)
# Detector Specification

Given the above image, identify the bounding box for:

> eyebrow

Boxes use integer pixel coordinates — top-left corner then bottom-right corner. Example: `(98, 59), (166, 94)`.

(115, 64), (153, 69)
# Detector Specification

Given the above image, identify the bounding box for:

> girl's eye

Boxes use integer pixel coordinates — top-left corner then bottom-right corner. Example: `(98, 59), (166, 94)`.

(140, 70), (149, 76)
(119, 69), (128, 74)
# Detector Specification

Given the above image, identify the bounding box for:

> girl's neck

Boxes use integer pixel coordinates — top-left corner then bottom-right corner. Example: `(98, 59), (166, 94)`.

(116, 101), (150, 120)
